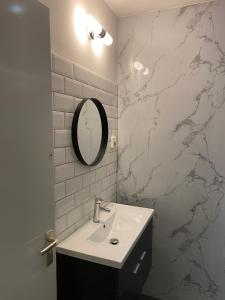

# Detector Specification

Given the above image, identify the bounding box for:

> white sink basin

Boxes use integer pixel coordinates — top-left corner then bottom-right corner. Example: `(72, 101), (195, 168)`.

(88, 212), (117, 243)
(88, 209), (145, 243)
(57, 203), (154, 268)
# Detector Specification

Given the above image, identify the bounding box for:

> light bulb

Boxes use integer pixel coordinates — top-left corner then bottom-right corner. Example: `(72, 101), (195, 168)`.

(74, 6), (89, 45)
(92, 38), (104, 56)
(103, 32), (113, 46)
(87, 15), (102, 37)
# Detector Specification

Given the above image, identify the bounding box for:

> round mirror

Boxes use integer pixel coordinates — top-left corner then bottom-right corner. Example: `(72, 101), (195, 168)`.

(72, 98), (108, 166)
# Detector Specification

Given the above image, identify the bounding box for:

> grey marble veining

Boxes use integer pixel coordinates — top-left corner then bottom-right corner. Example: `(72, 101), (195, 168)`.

(117, 1), (225, 299)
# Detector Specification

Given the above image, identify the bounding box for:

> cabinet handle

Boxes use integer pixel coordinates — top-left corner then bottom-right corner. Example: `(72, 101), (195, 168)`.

(140, 251), (147, 261)
(133, 263), (141, 275)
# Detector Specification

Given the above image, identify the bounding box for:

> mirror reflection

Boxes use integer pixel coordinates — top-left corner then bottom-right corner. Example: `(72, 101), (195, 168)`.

(77, 99), (102, 165)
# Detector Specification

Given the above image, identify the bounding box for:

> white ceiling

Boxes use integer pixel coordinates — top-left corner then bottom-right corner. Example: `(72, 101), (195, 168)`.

(104, 0), (215, 18)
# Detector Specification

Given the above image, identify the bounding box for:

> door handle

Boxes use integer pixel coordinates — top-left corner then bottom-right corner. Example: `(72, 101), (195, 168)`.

(40, 230), (58, 266)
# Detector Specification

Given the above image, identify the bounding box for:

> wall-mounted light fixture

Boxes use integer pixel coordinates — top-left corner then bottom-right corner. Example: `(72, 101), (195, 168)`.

(87, 15), (113, 46)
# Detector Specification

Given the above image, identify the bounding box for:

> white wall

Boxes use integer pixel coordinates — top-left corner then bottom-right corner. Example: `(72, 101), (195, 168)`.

(51, 53), (117, 241)
(39, 0), (118, 82)
(36, 0), (118, 240)
(117, 1), (225, 299)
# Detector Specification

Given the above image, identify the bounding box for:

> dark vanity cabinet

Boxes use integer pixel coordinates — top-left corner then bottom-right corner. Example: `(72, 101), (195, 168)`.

(57, 218), (153, 300)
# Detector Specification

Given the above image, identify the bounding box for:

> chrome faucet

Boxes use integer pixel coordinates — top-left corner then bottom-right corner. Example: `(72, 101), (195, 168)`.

(93, 197), (111, 223)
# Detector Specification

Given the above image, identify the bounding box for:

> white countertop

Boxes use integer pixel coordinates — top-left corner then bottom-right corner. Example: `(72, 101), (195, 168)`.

(57, 203), (154, 269)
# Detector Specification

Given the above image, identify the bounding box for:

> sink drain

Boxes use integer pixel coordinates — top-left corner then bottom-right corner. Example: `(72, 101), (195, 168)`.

(110, 238), (119, 245)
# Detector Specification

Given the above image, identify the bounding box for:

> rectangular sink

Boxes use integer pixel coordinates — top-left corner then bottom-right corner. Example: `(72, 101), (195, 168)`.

(89, 209), (145, 243)
(57, 203), (154, 268)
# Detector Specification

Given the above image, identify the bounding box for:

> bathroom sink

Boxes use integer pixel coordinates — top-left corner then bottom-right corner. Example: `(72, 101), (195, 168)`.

(88, 212), (116, 243)
(88, 209), (144, 243)
(57, 203), (154, 268)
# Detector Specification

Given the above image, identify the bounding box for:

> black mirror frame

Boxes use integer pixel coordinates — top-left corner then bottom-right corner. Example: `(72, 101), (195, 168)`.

(71, 98), (108, 166)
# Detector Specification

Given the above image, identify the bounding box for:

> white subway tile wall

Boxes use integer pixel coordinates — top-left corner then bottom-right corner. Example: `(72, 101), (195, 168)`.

(51, 53), (118, 241)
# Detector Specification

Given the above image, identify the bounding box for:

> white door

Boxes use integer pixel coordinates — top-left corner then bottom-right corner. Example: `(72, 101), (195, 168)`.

(0, 1), (56, 299)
